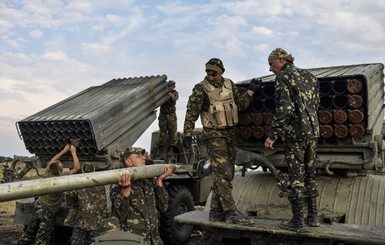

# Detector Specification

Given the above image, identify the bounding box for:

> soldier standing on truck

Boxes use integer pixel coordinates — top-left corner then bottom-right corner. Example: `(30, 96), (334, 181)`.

(182, 58), (259, 225)
(65, 163), (108, 245)
(110, 147), (173, 245)
(17, 142), (81, 245)
(158, 80), (179, 154)
(264, 48), (320, 232)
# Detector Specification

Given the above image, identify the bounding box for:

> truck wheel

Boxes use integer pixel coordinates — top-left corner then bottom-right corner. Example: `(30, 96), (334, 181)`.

(160, 185), (195, 245)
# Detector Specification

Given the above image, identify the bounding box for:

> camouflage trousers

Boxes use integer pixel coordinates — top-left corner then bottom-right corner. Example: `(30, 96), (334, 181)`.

(158, 112), (178, 147)
(71, 227), (99, 245)
(205, 136), (237, 212)
(284, 139), (319, 201)
(17, 201), (60, 245)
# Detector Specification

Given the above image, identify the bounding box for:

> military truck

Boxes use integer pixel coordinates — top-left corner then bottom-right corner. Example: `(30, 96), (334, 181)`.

(175, 63), (385, 245)
(1, 75), (212, 245)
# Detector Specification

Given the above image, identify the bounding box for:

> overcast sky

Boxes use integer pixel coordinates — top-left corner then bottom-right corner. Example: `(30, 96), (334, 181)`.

(1, 0), (385, 157)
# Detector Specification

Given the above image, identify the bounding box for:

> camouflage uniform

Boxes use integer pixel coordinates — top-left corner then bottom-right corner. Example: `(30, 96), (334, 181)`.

(110, 178), (169, 245)
(184, 77), (251, 213)
(65, 186), (108, 245)
(17, 169), (68, 245)
(158, 89), (179, 148)
(267, 52), (320, 230)
(269, 62), (320, 201)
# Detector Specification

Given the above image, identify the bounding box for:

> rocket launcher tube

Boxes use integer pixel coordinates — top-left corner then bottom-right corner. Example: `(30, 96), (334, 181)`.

(0, 164), (179, 202)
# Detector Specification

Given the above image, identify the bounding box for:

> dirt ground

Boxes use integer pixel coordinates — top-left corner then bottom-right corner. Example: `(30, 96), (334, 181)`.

(0, 201), (24, 245)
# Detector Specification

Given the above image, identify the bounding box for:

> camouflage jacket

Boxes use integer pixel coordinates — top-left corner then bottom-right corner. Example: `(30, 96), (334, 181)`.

(269, 63), (320, 142)
(160, 90), (179, 114)
(110, 179), (168, 244)
(65, 186), (108, 231)
(183, 77), (252, 138)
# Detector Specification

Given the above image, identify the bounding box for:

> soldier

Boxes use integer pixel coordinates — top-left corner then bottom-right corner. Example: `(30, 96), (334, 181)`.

(264, 48), (320, 232)
(110, 147), (173, 245)
(182, 58), (259, 225)
(65, 163), (108, 245)
(92, 217), (145, 245)
(17, 142), (81, 245)
(158, 80), (179, 154)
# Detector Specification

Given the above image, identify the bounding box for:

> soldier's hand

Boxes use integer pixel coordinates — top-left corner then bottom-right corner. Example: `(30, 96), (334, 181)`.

(156, 165), (173, 187)
(119, 172), (131, 188)
(183, 136), (192, 149)
(70, 138), (80, 148)
(264, 137), (275, 149)
(248, 78), (262, 92)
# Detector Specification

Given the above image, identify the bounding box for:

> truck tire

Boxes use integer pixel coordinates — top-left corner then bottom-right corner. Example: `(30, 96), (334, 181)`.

(160, 185), (195, 245)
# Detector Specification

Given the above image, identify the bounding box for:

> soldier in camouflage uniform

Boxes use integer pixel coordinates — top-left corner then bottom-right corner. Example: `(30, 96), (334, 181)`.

(17, 143), (81, 245)
(158, 80), (179, 154)
(110, 147), (173, 245)
(65, 163), (108, 245)
(264, 48), (320, 232)
(182, 58), (259, 225)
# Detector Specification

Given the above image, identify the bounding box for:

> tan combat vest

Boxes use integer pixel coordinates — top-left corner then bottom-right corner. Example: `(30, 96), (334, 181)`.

(200, 79), (238, 129)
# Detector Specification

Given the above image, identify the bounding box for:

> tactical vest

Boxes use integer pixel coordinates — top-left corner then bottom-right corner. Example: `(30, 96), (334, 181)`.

(200, 79), (238, 129)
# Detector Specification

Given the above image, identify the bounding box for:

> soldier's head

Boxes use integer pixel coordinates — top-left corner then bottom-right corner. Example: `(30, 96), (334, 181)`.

(82, 163), (95, 173)
(96, 216), (121, 234)
(268, 48), (295, 75)
(121, 147), (146, 167)
(167, 80), (176, 91)
(48, 160), (64, 176)
(205, 58), (225, 85)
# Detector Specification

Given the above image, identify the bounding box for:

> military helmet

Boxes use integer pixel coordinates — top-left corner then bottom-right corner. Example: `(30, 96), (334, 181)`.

(205, 58), (225, 73)
(167, 80), (176, 86)
(82, 163), (95, 173)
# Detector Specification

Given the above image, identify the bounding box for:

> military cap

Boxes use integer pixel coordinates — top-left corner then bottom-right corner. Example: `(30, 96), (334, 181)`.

(268, 48), (295, 62)
(205, 58), (225, 73)
(121, 147), (146, 164)
(96, 216), (120, 234)
(81, 163), (95, 173)
(167, 80), (176, 86)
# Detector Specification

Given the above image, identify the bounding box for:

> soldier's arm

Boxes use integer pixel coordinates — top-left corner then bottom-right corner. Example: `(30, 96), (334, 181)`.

(154, 181), (169, 213)
(68, 145), (80, 175)
(183, 85), (204, 137)
(232, 80), (252, 111)
(169, 90), (179, 101)
(269, 75), (294, 141)
(49, 144), (70, 163)
(110, 185), (131, 224)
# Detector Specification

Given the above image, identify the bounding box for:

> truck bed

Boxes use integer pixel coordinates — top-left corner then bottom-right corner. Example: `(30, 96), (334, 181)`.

(175, 210), (385, 245)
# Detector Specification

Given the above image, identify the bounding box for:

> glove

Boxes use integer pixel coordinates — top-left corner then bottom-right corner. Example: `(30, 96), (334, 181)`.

(183, 136), (192, 149)
(248, 78), (262, 92)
